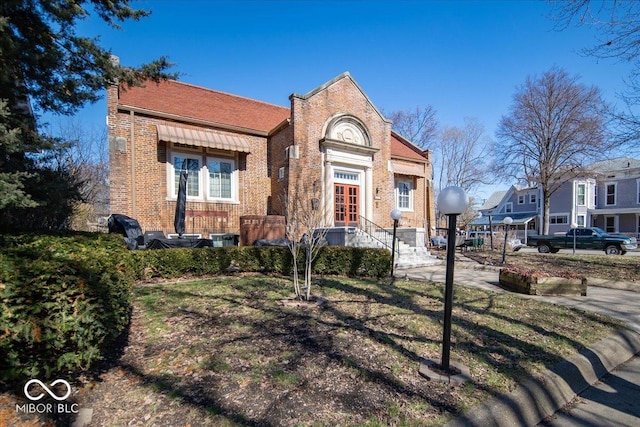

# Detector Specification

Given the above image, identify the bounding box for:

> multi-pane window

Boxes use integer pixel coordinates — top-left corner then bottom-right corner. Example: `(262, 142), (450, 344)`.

(577, 183), (586, 206)
(397, 180), (412, 210)
(518, 195), (525, 204)
(171, 152), (237, 202)
(577, 214), (586, 227)
(606, 183), (616, 206)
(530, 193), (537, 204)
(208, 159), (233, 199)
(173, 156), (200, 197)
(549, 215), (568, 224)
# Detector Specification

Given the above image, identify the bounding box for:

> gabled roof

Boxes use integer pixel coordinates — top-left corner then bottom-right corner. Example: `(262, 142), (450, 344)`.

(291, 72), (389, 124)
(480, 190), (507, 211)
(390, 131), (428, 162)
(118, 80), (290, 134)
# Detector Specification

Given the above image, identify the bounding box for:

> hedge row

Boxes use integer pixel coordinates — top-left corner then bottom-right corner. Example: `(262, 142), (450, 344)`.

(0, 234), (391, 384)
(130, 245), (392, 280)
(0, 233), (134, 384)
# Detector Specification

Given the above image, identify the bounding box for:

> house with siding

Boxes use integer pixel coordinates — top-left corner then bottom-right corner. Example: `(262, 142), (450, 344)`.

(589, 157), (640, 238)
(107, 72), (436, 253)
(471, 157), (640, 241)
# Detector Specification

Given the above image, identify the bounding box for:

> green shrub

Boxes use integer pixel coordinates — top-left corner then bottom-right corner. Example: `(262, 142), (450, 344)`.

(0, 233), (134, 384)
(0, 236), (389, 384)
(131, 246), (390, 280)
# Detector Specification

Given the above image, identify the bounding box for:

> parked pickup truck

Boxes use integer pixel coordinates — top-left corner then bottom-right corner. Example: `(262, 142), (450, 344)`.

(527, 227), (637, 255)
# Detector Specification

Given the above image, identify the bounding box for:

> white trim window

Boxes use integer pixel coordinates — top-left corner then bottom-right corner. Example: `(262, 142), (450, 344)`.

(577, 183), (586, 206)
(396, 179), (413, 211)
(605, 215), (617, 233)
(501, 202), (513, 213)
(518, 195), (525, 204)
(172, 154), (201, 198)
(637, 179), (640, 204)
(529, 193), (537, 204)
(577, 214), (586, 227)
(605, 182), (617, 206)
(169, 151), (238, 202)
(207, 157), (236, 201)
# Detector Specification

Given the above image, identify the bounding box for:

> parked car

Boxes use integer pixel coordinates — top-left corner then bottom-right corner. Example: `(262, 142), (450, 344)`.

(526, 227), (637, 255)
(431, 235), (447, 247)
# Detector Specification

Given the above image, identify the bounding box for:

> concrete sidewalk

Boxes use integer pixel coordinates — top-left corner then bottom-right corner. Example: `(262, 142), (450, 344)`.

(395, 262), (640, 427)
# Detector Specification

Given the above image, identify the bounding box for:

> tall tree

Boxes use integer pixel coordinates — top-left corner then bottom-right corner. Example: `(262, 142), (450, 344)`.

(435, 117), (492, 194)
(387, 105), (438, 149)
(0, 0), (176, 229)
(550, 0), (640, 145)
(433, 117), (491, 228)
(495, 67), (610, 234)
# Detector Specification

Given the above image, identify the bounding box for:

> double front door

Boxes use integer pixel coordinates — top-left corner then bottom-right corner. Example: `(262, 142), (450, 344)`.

(334, 184), (359, 226)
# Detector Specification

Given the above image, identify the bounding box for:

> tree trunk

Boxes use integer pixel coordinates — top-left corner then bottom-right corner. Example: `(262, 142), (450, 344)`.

(542, 188), (550, 235)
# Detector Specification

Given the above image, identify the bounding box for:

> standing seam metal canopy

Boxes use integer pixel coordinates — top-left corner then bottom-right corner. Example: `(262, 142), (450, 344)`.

(156, 124), (252, 153)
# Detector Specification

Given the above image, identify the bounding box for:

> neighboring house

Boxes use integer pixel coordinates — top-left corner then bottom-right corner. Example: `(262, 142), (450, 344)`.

(588, 157), (640, 238)
(473, 186), (539, 243)
(471, 157), (640, 241)
(107, 72), (436, 247)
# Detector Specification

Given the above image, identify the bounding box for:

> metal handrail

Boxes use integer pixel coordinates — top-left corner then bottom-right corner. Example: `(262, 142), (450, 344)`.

(358, 215), (400, 256)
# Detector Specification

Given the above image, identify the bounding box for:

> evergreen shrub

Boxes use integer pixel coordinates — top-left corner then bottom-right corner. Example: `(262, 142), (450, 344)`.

(0, 233), (134, 383)
(131, 246), (391, 280)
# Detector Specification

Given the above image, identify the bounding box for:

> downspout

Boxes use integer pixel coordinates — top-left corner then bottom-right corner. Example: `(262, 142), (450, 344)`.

(130, 111), (136, 218)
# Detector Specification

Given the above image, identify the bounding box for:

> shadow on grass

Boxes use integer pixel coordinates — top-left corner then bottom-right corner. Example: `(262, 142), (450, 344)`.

(77, 274), (630, 426)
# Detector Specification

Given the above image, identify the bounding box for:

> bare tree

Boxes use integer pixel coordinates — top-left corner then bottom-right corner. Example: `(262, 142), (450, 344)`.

(435, 117), (493, 194)
(387, 105), (439, 149)
(550, 0), (640, 147)
(495, 66), (610, 234)
(283, 179), (329, 302)
(43, 119), (109, 230)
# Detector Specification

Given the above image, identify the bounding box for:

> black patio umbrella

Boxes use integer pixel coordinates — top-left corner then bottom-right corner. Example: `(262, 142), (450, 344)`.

(174, 168), (188, 237)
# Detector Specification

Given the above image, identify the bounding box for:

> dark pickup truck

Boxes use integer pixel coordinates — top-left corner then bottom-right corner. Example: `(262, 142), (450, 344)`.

(527, 227), (637, 255)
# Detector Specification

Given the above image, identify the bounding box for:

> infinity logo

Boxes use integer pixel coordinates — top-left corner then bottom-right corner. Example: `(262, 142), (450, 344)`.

(24, 379), (72, 401)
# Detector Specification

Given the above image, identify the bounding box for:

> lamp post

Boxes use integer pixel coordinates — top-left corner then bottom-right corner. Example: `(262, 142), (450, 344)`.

(571, 222), (578, 254)
(435, 186), (469, 373)
(501, 216), (513, 264)
(390, 209), (402, 277)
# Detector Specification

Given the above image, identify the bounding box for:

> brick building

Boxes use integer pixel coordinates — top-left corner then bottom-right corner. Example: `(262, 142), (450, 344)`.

(108, 72), (436, 246)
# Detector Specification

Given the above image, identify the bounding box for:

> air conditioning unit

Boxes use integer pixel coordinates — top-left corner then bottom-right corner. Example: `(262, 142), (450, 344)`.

(285, 145), (299, 159)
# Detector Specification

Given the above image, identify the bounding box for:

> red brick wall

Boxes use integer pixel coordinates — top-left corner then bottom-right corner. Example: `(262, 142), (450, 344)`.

(108, 76), (435, 236)
(108, 87), (274, 236)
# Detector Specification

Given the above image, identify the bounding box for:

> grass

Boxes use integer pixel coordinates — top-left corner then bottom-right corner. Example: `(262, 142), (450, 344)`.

(82, 273), (624, 426)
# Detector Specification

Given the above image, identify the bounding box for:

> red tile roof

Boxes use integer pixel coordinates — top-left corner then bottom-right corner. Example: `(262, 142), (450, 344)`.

(118, 80), (291, 133)
(390, 132), (428, 161)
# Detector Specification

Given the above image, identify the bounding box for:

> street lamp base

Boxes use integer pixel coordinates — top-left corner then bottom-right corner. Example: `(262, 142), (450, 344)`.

(418, 358), (471, 385)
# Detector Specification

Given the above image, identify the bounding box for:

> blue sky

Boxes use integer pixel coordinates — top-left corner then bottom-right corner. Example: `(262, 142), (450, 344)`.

(60, 0), (633, 200)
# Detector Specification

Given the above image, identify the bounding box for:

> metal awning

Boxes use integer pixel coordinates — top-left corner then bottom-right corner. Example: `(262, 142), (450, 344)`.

(470, 212), (537, 226)
(156, 124), (252, 153)
(391, 161), (426, 177)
